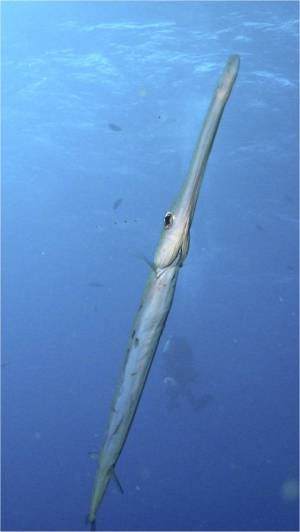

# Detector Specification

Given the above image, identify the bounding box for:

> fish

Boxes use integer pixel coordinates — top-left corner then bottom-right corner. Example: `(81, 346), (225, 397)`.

(108, 123), (122, 132)
(88, 282), (103, 288)
(113, 198), (123, 210)
(87, 55), (240, 528)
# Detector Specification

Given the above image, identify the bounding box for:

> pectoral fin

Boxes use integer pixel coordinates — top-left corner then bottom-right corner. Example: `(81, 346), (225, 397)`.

(135, 252), (158, 274)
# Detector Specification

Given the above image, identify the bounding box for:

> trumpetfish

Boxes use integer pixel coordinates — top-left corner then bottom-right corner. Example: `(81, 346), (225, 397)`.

(87, 55), (240, 528)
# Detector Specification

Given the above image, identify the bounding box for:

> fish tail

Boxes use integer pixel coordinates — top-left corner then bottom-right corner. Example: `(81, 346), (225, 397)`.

(85, 513), (96, 530)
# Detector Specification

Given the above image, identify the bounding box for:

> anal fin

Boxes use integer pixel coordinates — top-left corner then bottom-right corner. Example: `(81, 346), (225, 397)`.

(113, 469), (124, 494)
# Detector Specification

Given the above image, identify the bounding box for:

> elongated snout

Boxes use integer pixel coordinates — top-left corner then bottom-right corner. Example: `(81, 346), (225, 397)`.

(216, 55), (240, 101)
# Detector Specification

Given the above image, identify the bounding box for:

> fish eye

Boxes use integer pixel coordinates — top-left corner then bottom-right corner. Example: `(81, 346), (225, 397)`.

(164, 212), (173, 229)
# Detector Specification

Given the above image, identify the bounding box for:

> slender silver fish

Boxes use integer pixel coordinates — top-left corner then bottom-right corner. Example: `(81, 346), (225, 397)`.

(88, 55), (240, 528)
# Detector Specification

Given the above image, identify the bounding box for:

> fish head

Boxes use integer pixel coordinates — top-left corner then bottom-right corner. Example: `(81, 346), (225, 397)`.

(154, 201), (191, 269)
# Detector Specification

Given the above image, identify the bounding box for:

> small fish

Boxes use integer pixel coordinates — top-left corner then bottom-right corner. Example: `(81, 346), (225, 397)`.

(113, 198), (123, 210)
(108, 123), (122, 132)
(287, 264), (295, 271)
(88, 282), (103, 288)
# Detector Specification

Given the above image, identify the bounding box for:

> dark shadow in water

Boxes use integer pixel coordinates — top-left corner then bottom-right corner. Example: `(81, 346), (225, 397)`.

(160, 336), (214, 412)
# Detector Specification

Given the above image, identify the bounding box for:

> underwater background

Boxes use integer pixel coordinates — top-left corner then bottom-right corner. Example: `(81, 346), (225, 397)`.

(2, 1), (299, 531)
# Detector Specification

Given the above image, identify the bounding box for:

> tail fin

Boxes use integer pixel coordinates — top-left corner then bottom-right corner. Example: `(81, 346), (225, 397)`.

(85, 514), (96, 531)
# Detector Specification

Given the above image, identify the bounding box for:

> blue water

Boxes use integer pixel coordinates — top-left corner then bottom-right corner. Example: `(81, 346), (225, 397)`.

(2, 2), (299, 531)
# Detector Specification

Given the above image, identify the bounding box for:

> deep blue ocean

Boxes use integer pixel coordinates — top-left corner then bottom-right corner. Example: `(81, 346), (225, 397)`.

(2, 2), (299, 531)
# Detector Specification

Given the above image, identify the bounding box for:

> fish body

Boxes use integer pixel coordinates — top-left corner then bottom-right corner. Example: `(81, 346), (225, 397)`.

(88, 55), (240, 527)
(88, 264), (179, 523)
